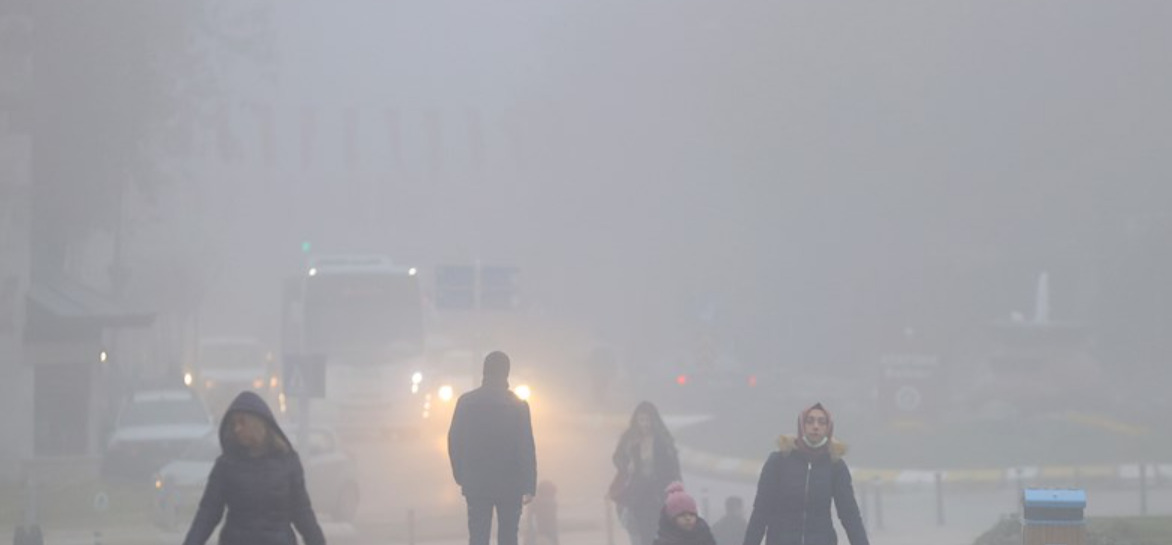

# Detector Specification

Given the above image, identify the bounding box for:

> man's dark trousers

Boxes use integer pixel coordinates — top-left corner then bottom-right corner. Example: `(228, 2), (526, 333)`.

(467, 495), (522, 545)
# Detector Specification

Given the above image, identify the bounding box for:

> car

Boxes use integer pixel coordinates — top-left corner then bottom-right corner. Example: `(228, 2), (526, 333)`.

(152, 426), (361, 530)
(186, 337), (281, 418)
(103, 387), (216, 480)
(638, 349), (780, 414)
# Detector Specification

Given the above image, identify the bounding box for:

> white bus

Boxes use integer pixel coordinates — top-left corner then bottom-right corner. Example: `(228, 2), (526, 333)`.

(282, 255), (427, 436)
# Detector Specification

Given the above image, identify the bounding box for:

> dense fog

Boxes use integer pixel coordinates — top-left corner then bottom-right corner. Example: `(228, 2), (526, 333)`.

(1, 2), (1170, 544)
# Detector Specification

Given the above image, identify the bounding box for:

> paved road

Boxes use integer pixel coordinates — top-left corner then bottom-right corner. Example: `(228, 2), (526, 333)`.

(9, 409), (1171, 545)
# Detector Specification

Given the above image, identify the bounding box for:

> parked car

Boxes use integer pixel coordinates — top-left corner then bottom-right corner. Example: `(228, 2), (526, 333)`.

(103, 387), (216, 479)
(640, 350), (780, 414)
(152, 426), (361, 530)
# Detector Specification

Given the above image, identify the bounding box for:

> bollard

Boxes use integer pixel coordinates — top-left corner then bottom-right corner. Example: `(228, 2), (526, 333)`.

(1140, 463), (1149, 516)
(407, 508), (416, 545)
(604, 498), (615, 545)
(701, 488), (710, 520)
(934, 472), (945, 526)
(859, 481), (869, 529)
(25, 476), (38, 529)
(93, 531), (101, 545)
(872, 478), (885, 531)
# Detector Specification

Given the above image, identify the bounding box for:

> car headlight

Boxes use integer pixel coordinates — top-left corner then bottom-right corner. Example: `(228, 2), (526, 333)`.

(438, 385), (454, 402)
(514, 384), (532, 401)
(183, 372), (193, 387)
(154, 473), (164, 490)
(252, 378), (265, 389)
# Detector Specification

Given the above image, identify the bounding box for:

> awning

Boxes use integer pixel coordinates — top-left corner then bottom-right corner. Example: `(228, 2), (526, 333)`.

(27, 277), (154, 328)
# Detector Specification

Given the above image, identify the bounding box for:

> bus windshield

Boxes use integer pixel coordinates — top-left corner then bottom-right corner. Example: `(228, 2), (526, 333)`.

(303, 273), (423, 359)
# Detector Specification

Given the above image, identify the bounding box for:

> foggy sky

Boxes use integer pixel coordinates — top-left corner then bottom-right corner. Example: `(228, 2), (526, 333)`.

(185, 0), (1172, 368)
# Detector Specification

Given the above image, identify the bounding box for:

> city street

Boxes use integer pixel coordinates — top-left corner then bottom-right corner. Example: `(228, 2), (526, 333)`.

(10, 409), (1172, 545)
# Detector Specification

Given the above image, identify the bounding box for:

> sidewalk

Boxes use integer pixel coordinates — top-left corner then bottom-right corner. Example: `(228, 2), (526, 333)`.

(419, 520), (979, 545)
(1, 521), (363, 545)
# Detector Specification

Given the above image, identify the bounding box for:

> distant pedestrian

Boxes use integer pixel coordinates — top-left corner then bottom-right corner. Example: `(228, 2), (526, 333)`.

(710, 496), (747, 545)
(448, 351), (538, 545)
(182, 391), (325, 545)
(742, 402), (868, 545)
(524, 480), (560, 545)
(654, 482), (716, 545)
(610, 401), (682, 545)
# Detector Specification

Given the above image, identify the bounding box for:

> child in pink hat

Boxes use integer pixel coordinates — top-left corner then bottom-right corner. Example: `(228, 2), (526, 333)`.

(654, 482), (715, 545)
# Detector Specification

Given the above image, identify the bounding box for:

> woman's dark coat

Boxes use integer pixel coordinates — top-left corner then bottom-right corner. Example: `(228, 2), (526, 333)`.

(182, 391), (325, 545)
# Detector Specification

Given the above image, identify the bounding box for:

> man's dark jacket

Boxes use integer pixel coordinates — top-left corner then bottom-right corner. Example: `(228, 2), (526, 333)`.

(447, 380), (537, 498)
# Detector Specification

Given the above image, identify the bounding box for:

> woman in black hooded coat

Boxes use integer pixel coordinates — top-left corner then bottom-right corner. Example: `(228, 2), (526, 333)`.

(183, 391), (326, 545)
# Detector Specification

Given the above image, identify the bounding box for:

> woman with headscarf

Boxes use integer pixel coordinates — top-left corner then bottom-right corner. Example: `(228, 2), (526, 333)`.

(183, 391), (326, 545)
(610, 401), (682, 545)
(742, 403), (868, 545)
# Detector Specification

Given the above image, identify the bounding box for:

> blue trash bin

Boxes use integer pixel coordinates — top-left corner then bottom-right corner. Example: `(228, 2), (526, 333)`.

(1021, 488), (1086, 545)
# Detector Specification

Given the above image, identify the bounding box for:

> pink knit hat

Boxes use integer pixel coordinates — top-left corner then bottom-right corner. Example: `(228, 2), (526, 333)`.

(663, 482), (698, 518)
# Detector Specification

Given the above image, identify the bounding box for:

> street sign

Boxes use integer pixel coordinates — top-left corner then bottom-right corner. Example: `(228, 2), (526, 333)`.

(479, 266), (520, 310)
(879, 353), (940, 418)
(93, 491), (109, 513)
(283, 354), (326, 399)
(435, 265), (475, 310)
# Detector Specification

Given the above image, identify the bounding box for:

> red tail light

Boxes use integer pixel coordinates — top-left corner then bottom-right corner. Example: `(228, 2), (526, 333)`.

(748, 375), (758, 387)
(676, 374), (688, 386)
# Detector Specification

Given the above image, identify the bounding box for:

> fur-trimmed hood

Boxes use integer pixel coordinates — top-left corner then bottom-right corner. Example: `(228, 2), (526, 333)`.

(777, 435), (848, 461)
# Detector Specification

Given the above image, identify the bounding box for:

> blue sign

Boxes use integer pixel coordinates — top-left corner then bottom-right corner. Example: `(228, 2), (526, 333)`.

(479, 266), (520, 310)
(435, 265), (476, 310)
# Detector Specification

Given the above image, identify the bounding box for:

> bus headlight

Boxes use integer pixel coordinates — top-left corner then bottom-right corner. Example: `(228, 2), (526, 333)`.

(515, 384), (532, 401)
(438, 385), (454, 402)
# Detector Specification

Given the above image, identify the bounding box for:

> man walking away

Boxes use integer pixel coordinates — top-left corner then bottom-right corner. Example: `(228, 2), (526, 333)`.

(448, 351), (538, 545)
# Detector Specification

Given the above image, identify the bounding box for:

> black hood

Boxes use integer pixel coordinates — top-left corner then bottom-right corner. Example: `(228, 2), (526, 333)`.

(219, 391), (293, 457)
